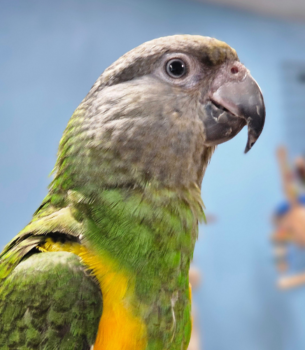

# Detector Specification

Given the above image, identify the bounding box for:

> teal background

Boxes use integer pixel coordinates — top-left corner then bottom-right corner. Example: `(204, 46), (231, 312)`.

(1, 1), (305, 349)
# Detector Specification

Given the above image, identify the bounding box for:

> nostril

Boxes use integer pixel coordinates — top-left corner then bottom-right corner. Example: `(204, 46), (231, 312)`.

(231, 66), (239, 74)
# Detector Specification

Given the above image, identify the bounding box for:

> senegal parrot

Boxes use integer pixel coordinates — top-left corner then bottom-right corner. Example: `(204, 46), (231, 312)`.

(0, 35), (265, 350)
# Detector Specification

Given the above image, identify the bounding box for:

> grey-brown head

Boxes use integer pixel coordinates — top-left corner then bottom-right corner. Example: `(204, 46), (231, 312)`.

(58, 35), (265, 191)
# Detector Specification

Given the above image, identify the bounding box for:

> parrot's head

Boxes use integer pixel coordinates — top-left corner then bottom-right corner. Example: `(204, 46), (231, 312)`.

(58, 35), (265, 191)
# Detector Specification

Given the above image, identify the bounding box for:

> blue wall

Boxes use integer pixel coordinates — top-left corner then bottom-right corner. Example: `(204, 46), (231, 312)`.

(1, 1), (305, 349)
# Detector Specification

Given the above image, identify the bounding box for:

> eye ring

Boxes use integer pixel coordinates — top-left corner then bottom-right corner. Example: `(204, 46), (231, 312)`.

(166, 58), (187, 78)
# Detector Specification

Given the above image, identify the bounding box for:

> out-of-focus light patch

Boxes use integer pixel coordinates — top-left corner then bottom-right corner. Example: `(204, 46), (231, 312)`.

(196, 0), (305, 22)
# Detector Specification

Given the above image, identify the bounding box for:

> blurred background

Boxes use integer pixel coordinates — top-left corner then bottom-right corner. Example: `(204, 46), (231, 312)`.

(2, 0), (305, 349)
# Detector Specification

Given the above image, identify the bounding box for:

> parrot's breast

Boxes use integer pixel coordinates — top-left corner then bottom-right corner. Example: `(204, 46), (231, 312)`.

(38, 238), (147, 350)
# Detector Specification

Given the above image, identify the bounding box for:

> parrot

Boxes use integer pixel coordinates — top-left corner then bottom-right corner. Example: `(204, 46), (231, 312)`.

(0, 35), (265, 350)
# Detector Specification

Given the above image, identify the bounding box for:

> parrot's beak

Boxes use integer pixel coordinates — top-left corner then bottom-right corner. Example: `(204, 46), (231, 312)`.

(202, 72), (265, 153)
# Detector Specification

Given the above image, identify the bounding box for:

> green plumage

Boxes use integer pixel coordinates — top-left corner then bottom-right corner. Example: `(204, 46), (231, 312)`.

(0, 252), (102, 350)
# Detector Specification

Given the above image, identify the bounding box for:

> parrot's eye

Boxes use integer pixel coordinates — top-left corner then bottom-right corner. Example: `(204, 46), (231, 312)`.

(166, 59), (186, 78)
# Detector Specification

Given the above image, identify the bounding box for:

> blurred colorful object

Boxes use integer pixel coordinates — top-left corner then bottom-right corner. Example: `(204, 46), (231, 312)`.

(273, 146), (305, 289)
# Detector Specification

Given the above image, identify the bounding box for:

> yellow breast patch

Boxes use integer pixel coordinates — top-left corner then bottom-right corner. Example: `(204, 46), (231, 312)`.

(39, 239), (147, 350)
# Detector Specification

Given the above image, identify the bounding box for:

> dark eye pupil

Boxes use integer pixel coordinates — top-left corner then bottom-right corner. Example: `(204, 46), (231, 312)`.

(166, 59), (186, 78)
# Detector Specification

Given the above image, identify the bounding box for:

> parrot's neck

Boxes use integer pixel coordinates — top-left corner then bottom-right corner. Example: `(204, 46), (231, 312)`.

(80, 184), (204, 350)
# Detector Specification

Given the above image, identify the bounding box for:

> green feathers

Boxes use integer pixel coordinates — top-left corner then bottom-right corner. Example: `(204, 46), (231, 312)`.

(0, 252), (102, 350)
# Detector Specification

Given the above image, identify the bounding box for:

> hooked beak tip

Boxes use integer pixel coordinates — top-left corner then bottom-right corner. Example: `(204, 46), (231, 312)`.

(244, 141), (255, 154)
